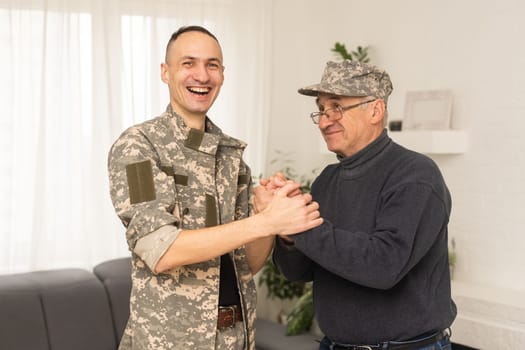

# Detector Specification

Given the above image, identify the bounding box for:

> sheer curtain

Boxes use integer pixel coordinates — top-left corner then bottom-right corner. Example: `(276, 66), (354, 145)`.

(0, 0), (272, 274)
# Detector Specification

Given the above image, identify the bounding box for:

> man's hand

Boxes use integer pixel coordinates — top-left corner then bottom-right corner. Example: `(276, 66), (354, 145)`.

(260, 182), (322, 236)
(253, 172), (302, 213)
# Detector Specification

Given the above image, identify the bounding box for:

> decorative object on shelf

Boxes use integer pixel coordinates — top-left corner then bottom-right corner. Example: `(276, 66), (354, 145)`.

(331, 42), (370, 63)
(403, 89), (453, 130)
(389, 120), (403, 131)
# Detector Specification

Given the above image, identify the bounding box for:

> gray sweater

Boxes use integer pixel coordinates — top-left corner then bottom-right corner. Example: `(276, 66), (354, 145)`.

(273, 130), (457, 344)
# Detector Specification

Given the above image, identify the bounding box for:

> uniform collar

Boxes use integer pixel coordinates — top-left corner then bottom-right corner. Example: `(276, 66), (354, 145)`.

(166, 105), (246, 156)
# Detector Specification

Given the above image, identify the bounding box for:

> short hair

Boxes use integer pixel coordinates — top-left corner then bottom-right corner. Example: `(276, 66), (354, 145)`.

(165, 25), (219, 63)
(363, 95), (389, 127)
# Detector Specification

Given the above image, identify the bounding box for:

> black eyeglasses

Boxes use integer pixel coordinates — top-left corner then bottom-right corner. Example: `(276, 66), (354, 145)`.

(309, 99), (377, 124)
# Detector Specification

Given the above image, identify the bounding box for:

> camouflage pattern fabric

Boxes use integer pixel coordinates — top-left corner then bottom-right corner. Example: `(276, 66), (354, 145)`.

(215, 323), (245, 349)
(108, 105), (256, 350)
(298, 60), (394, 103)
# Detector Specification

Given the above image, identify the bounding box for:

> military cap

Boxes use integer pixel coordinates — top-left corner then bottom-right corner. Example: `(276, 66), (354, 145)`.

(298, 60), (393, 102)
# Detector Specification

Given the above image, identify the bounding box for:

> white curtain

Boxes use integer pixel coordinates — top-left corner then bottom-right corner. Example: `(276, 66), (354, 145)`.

(0, 0), (272, 274)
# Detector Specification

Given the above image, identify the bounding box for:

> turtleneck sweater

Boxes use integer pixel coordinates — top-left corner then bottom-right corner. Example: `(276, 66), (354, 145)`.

(273, 129), (456, 344)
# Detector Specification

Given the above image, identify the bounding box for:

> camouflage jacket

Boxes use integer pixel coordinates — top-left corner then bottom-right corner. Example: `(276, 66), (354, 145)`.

(107, 105), (256, 350)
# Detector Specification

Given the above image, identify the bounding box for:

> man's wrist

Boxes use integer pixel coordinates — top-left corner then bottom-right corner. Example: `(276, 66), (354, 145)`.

(278, 236), (295, 246)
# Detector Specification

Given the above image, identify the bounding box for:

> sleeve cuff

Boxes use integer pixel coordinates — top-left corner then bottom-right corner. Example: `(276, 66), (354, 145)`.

(134, 225), (180, 272)
(277, 236), (296, 249)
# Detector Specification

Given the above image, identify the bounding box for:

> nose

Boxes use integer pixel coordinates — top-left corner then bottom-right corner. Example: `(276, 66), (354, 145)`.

(192, 62), (210, 83)
(317, 114), (334, 129)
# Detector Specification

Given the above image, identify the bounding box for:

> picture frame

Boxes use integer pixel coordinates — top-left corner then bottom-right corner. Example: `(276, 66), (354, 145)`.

(403, 90), (453, 130)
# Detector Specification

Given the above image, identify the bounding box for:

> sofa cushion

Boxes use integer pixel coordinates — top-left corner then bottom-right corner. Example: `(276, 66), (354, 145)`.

(0, 274), (50, 350)
(36, 269), (117, 350)
(93, 257), (132, 343)
(0, 268), (117, 350)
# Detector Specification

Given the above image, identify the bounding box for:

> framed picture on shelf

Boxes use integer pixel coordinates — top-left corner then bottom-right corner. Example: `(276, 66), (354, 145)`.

(403, 90), (453, 130)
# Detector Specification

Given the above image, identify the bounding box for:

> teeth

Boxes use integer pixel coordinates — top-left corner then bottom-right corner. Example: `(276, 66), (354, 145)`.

(188, 87), (210, 94)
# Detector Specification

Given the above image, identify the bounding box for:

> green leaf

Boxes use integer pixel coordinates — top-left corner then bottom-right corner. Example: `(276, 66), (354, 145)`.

(351, 45), (370, 63)
(332, 42), (370, 62)
(331, 42), (352, 60)
(258, 259), (306, 300)
(285, 287), (314, 335)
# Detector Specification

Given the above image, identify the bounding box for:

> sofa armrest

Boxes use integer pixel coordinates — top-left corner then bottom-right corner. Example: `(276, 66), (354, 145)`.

(93, 257), (132, 343)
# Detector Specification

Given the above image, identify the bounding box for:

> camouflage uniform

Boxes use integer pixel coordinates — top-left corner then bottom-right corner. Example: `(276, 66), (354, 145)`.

(108, 105), (256, 350)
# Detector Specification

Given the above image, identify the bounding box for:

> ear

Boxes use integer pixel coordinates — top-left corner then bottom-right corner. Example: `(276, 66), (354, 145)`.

(160, 63), (169, 84)
(370, 99), (386, 126)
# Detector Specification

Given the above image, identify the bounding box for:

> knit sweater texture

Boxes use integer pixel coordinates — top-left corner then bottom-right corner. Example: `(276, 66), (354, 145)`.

(273, 130), (457, 344)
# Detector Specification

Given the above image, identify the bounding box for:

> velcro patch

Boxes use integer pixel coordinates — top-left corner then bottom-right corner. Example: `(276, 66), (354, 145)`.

(238, 174), (250, 185)
(126, 160), (156, 204)
(205, 194), (218, 227)
(160, 165), (175, 176)
(185, 129), (204, 150)
(174, 174), (188, 186)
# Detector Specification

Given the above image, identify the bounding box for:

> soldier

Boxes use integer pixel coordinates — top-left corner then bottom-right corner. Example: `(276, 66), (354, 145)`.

(107, 25), (322, 350)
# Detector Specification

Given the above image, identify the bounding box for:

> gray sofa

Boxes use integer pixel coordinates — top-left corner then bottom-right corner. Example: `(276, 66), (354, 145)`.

(0, 258), (131, 350)
(0, 257), (317, 350)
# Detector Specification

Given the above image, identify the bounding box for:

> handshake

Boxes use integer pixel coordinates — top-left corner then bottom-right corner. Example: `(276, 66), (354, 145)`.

(252, 172), (323, 240)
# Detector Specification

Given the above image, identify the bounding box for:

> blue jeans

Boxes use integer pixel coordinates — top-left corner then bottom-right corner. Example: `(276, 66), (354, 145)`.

(319, 333), (452, 350)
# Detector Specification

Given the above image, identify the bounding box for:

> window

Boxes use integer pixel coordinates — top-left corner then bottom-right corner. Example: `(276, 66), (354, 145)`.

(0, 0), (271, 273)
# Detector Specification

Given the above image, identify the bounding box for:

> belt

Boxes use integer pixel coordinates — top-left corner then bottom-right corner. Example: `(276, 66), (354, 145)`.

(329, 330), (447, 350)
(217, 305), (243, 331)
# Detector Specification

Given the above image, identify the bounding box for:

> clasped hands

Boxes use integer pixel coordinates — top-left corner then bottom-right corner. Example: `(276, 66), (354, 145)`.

(253, 172), (323, 241)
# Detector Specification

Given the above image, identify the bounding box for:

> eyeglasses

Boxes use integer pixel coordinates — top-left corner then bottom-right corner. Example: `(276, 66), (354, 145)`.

(309, 99), (377, 124)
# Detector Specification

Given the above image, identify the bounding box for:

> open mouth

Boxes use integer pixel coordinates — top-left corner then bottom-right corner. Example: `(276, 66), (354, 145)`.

(187, 86), (211, 95)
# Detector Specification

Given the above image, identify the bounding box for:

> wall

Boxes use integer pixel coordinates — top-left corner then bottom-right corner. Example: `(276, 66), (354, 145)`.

(262, 0), (525, 347)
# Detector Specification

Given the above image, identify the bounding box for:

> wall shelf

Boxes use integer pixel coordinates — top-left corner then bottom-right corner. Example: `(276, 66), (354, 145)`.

(389, 130), (468, 154)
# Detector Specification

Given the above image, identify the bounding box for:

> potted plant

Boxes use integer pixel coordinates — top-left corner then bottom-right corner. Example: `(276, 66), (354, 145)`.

(449, 238), (456, 279)
(331, 42), (370, 63)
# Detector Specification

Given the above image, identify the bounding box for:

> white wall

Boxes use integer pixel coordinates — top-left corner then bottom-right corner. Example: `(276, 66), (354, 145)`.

(264, 0), (525, 346)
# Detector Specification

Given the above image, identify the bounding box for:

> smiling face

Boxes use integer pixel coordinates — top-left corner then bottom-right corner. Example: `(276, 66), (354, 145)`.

(161, 30), (224, 129)
(316, 93), (385, 157)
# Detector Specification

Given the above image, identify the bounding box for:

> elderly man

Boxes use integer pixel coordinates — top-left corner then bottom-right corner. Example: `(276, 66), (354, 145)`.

(268, 60), (456, 350)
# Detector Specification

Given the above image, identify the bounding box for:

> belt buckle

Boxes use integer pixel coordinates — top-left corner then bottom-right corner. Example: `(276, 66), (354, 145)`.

(219, 305), (236, 330)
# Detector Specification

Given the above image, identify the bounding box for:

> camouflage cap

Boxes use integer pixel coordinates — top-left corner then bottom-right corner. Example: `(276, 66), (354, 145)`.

(298, 60), (393, 102)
